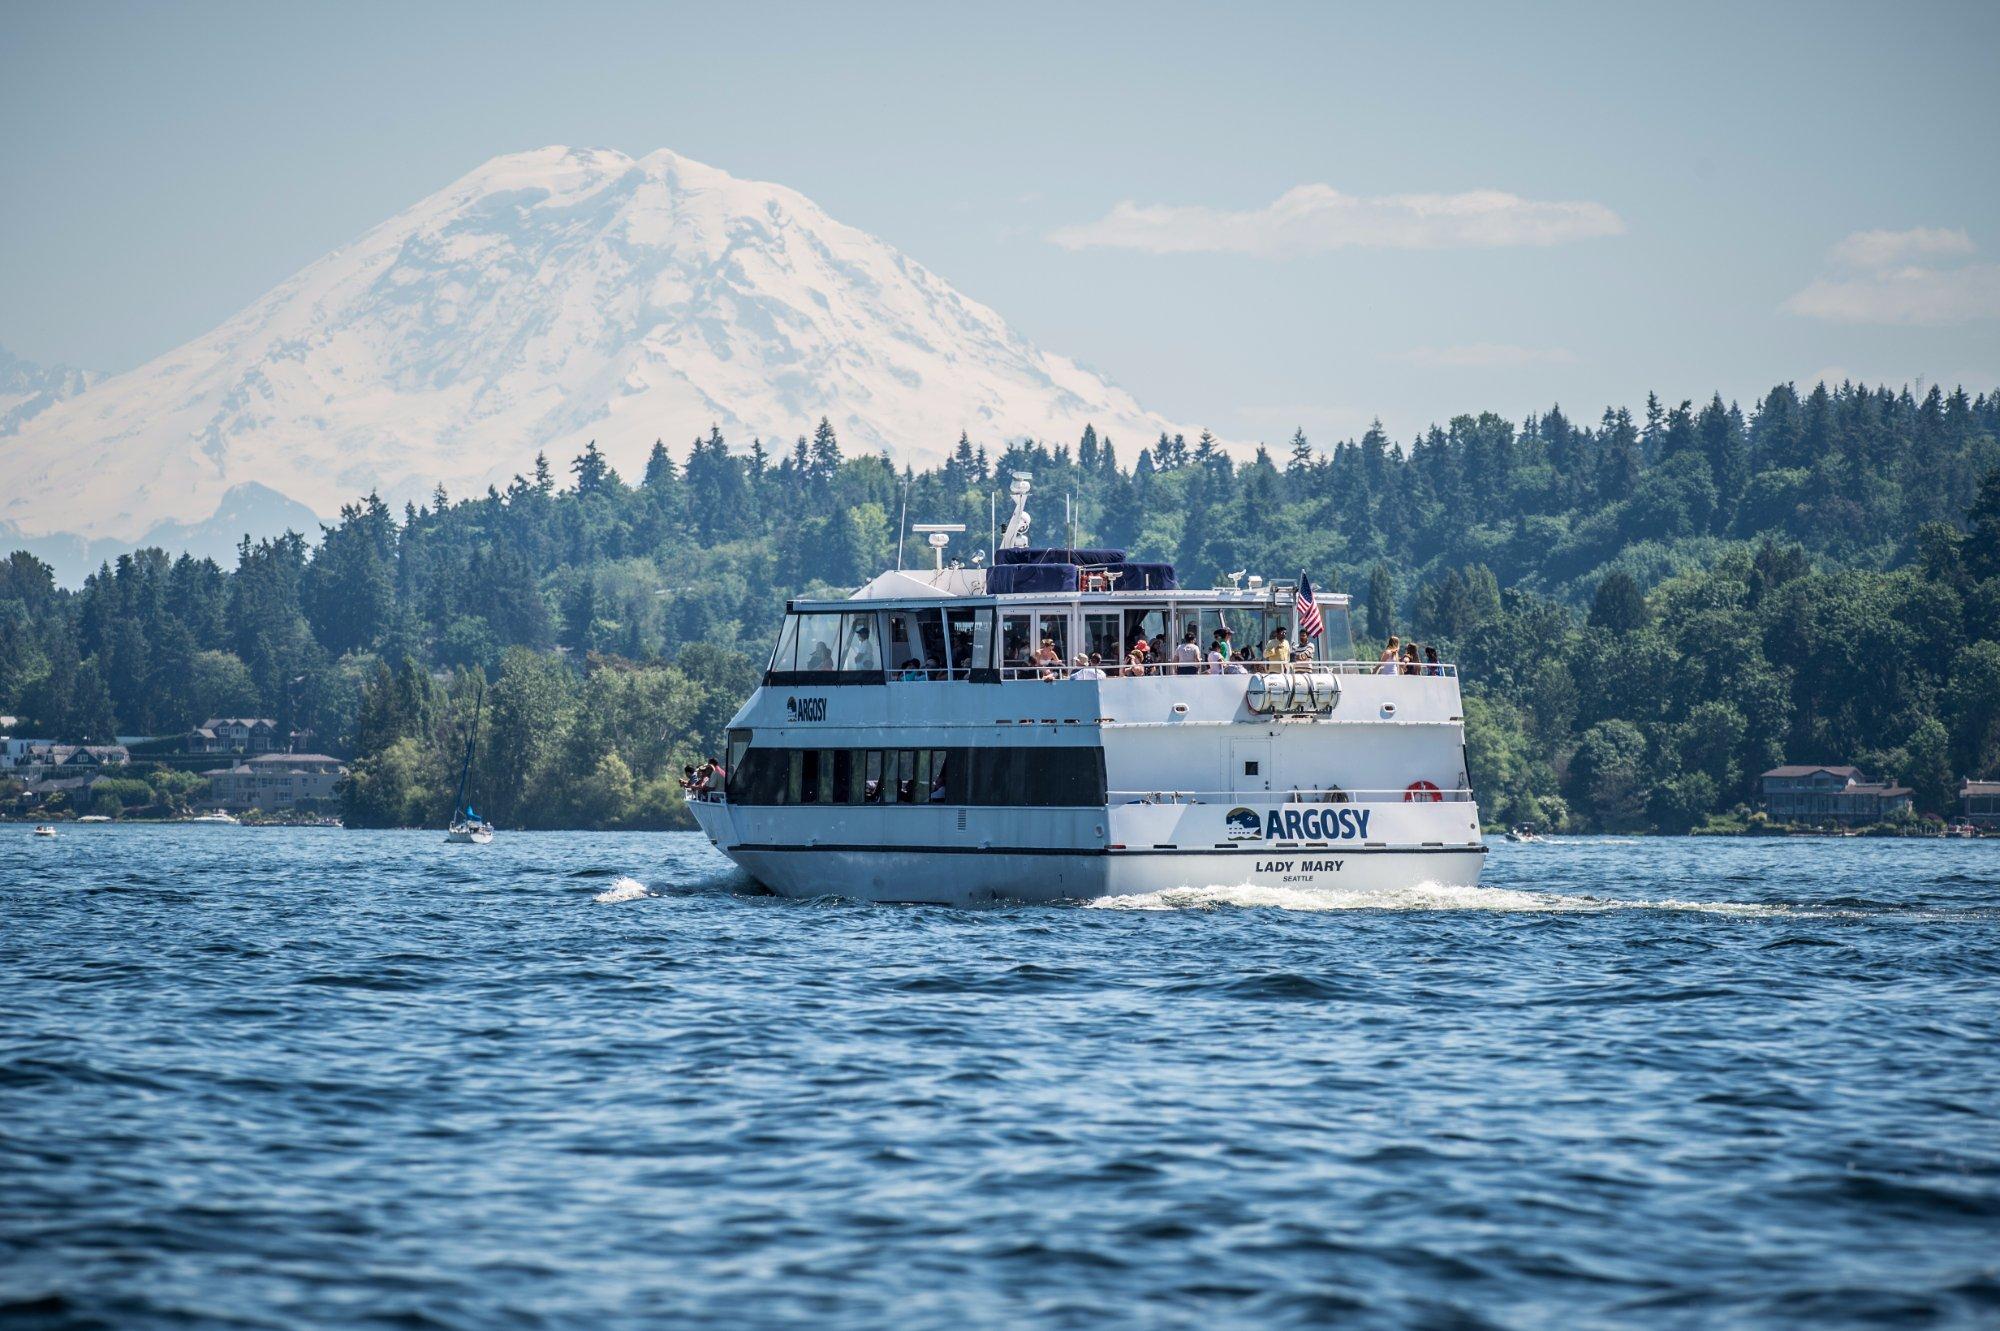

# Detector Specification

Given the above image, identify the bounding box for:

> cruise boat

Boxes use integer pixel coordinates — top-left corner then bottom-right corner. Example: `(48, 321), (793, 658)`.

(690, 477), (1485, 905)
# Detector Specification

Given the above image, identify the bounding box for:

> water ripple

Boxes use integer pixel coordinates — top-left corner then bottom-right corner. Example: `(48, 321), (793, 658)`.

(2, 827), (1998, 1329)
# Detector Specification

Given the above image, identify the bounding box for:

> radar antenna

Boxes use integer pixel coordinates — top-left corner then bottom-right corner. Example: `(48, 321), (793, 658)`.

(911, 522), (967, 571)
(1000, 473), (1034, 549)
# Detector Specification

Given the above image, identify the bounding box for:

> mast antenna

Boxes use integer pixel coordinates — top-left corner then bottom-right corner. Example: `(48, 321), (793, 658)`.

(1000, 472), (1033, 549)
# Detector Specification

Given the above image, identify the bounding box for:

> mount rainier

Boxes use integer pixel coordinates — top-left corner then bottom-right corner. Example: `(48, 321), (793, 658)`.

(0, 145), (1184, 556)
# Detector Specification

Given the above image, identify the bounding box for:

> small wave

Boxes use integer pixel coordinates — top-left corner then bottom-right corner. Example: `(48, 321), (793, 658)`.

(592, 876), (652, 904)
(1085, 880), (1801, 915)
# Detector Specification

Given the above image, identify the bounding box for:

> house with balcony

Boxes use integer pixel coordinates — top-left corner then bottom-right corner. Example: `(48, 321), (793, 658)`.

(1760, 764), (1913, 825)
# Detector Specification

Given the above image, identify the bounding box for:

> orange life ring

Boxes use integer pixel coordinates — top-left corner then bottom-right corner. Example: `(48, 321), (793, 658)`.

(1404, 780), (1442, 803)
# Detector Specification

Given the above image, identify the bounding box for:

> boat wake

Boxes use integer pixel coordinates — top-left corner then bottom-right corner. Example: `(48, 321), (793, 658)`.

(1084, 880), (1800, 915)
(592, 876), (653, 904)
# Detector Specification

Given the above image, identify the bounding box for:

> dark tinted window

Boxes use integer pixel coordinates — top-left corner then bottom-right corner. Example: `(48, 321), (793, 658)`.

(727, 746), (1102, 807)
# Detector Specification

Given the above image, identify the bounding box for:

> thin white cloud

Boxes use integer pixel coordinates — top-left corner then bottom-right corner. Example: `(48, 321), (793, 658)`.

(1785, 227), (1998, 325)
(1391, 343), (1578, 369)
(1048, 184), (1624, 256)
(1783, 263), (2000, 326)
(1829, 226), (1974, 268)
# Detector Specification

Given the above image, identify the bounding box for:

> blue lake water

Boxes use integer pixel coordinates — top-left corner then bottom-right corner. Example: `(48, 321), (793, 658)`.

(3, 828), (1998, 1329)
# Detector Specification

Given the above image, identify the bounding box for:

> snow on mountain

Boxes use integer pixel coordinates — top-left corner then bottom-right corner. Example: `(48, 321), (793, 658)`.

(0, 146), (1186, 544)
(0, 345), (100, 437)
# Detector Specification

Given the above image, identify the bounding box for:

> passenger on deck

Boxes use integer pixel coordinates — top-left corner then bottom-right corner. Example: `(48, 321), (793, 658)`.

(1266, 629), (1292, 670)
(1033, 637), (1063, 680)
(1375, 635), (1401, 675)
(1424, 645), (1442, 676)
(1150, 633), (1170, 672)
(1174, 628), (1201, 676)
(1073, 653), (1106, 681)
(898, 657), (926, 681)
(1295, 636), (1316, 665)
(1401, 643), (1421, 675)
(1121, 645), (1147, 677)
(806, 641), (836, 671)
(1207, 631), (1230, 675)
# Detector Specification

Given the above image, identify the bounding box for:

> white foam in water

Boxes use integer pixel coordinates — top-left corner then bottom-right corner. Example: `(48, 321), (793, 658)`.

(1085, 880), (1799, 915)
(593, 876), (653, 904)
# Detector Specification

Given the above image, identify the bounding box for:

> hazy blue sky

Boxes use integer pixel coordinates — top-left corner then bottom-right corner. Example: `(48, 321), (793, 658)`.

(3, 0), (1995, 446)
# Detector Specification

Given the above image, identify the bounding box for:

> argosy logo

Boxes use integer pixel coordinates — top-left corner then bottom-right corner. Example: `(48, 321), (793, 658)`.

(1226, 805), (1375, 841)
(785, 696), (827, 722)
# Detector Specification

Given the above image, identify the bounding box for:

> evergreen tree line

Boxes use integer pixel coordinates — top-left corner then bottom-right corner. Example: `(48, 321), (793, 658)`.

(2, 378), (1998, 830)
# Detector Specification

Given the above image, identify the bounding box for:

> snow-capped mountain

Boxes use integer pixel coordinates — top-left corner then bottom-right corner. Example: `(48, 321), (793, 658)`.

(0, 146), (1185, 545)
(0, 345), (100, 438)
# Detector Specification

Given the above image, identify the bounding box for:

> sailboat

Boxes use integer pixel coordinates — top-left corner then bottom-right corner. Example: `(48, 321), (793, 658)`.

(446, 682), (495, 844)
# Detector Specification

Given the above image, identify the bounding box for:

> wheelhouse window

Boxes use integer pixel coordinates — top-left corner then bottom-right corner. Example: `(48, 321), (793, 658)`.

(765, 611), (889, 685)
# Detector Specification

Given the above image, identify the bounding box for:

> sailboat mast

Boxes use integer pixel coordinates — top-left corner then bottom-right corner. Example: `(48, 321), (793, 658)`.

(454, 682), (484, 816)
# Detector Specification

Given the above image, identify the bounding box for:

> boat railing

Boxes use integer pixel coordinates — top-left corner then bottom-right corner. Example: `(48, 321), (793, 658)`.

(1110, 787), (1476, 805)
(995, 660), (1456, 682)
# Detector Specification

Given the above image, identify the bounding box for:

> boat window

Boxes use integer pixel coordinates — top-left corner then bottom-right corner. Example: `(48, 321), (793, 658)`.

(945, 607), (991, 679)
(726, 745), (1104, 808)
(838, 612), (883, 677)
(1034, 611), (1069, 666)
(1319, 602), (1356, 661)
(727, 729), (750, 777)
(886, 609), (947, 680)
(764, 611), (888, 685)
(797, 614), (842, 674)
(1001, 614), (1033, 669)
(768, 615), (801, 673)
(1083, 611), (1123, 664)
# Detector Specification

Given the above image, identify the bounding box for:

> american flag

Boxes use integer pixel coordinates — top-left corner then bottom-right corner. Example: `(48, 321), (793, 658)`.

(1296, 571), (1323, 639)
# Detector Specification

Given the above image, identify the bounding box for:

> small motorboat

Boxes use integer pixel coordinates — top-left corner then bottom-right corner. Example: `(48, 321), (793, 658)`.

(187, 811), (240, 825)
(1505, 826), (1544, 843)
(33, 824), (56, 838)
(76, 814), (112, 823)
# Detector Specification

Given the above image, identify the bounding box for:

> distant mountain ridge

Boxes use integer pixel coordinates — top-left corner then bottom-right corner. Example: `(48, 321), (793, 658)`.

(0, 146), (1186, 553)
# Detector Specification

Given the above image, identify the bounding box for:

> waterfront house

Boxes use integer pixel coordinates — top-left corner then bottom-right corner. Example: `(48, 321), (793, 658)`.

(201, 753), (347, 812)
(1759, 764), (1913, 824)
(3, 741), (130, 777)
(1959, 779), (2000, 829)
(188, 717), (285, 756)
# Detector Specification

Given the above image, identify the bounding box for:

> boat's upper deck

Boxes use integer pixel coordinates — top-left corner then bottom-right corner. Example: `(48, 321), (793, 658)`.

(771, 583), (1361, 687)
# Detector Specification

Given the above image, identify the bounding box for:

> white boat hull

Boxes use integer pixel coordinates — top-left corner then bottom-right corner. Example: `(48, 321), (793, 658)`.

(692, 799), (1483, 905)
(721, 845), (1485, 906)
(446, 828), (493, 844)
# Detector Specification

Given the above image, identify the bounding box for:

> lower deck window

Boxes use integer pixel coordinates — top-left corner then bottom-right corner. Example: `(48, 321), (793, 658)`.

(726, 745), (1103, 807)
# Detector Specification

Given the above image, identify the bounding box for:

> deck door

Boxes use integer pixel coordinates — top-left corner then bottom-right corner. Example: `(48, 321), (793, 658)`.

(1229, 738), (1273, 794)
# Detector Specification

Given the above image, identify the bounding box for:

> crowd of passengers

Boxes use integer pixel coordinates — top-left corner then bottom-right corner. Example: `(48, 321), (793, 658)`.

(791, 614), (1444, 681)
(1019, 627), (1438, 680)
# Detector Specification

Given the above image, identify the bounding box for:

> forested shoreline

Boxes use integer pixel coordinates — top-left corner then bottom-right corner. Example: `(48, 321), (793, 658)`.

(4, 378), (2000, 831)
